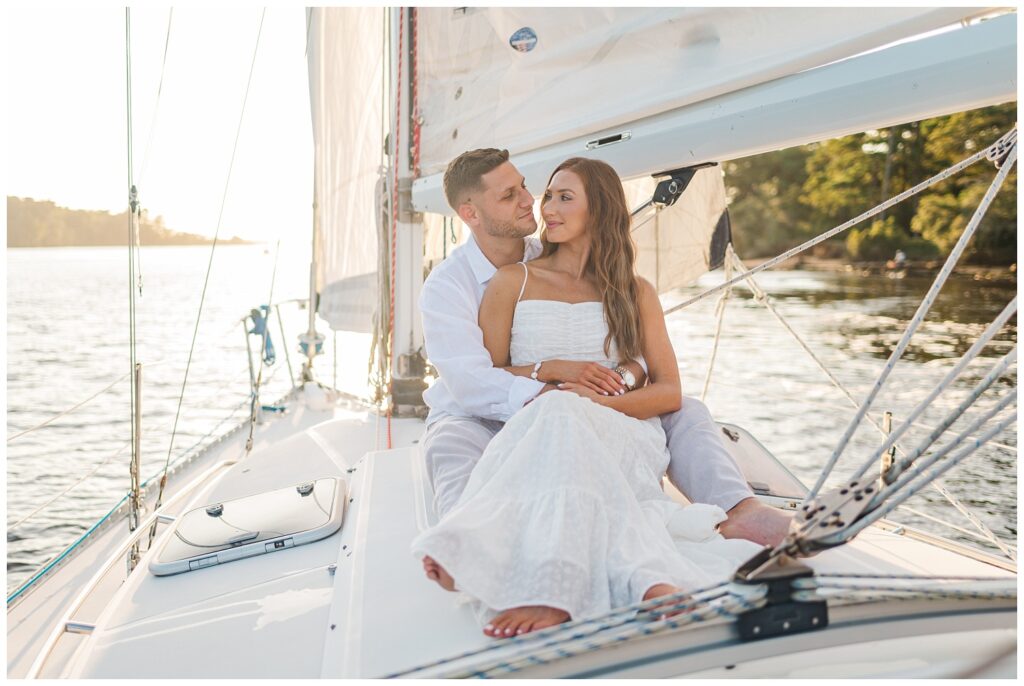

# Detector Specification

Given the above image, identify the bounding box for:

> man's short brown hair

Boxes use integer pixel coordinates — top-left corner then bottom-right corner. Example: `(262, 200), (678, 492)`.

(442, 148), (510, 211)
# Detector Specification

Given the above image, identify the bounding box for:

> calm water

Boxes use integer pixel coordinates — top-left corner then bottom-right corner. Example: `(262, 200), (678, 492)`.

(7, 246), (1018, 593)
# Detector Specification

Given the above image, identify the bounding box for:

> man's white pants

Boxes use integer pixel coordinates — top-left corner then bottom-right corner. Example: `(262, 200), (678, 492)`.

(423, 397), (752, 520)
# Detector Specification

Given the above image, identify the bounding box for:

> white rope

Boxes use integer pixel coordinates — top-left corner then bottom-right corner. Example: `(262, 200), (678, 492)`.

(845, 298), (1017, 487)
(662, 128), (1016, 317)
(725, 250), (1015, 556)
(426, 590), (767, 679)
(833, 404), (1017, 543)
(883, 349), (1017, 485)
(385, 581), (740, 678)
(701, 244), (734, 402)
(808, 143), (1017, 500)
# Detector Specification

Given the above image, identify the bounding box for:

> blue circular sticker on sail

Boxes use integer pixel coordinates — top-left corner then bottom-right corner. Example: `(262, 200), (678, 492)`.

(509, 27), (538, 53)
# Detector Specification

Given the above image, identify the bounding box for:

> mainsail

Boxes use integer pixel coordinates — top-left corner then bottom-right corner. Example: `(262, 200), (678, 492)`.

(412, 8), (1013, 214)
(415, 8), (984, 176)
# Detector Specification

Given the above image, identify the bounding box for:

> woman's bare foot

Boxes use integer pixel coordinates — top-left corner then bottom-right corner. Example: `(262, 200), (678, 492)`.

(720, 497), (793, 547)
(643, 583), (688, 619)
(422, 556), (456, 592)
(484, 606), (570, 638)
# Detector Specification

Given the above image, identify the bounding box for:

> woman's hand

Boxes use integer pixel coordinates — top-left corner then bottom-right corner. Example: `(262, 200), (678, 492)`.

(545, 360), (626, 396)
(556, 381), (602, 401)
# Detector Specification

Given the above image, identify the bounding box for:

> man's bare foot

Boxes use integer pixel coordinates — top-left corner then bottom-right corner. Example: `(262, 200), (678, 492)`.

(422, 556), (456, 592)
(643, 583), (688, 619)
(719, 497), (792, 547)
(484, 606), (570, 638)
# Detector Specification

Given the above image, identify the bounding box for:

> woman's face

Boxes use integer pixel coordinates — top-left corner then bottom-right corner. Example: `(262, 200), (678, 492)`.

(541, 169), (588, 244)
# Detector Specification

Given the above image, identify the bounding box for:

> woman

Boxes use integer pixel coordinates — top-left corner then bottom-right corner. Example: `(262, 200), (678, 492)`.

(411, 158), (759, 638)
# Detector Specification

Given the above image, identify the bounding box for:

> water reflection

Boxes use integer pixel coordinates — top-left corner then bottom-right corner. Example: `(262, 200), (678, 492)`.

(671, 267), (1017, 554)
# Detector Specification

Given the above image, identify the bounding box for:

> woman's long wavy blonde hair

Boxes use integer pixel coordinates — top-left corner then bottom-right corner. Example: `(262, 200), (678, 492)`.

(540, 157), (643, 360)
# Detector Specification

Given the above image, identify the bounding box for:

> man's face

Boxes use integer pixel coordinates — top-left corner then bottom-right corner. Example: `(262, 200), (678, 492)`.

(468, 162), (537, 239)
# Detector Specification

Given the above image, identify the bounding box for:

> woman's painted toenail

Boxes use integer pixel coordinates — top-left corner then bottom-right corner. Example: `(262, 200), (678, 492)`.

(484, 624), (493, 631)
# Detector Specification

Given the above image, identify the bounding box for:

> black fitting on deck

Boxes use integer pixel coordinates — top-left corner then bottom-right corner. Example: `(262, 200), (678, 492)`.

(732, 547), (829, 641)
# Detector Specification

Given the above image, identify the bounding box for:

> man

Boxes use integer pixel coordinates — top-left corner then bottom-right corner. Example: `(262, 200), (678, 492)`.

(419, 148), (790, 546)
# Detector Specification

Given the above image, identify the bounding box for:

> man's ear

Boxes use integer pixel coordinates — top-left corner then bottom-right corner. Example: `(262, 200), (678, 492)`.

(456, 201), (477, 227)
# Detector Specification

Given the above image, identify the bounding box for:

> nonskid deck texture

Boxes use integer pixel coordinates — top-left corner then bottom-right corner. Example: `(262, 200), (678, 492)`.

(17, 401), (1008, 679)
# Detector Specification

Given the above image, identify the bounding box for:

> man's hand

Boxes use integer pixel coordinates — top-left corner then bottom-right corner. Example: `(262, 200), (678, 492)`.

(543, 360), (626, 396)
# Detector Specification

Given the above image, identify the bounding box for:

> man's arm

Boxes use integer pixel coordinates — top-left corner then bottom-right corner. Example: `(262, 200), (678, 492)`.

(420, 275), (545, 422)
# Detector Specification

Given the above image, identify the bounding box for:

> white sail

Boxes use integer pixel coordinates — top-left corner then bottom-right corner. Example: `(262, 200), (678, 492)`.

(626, 169), (730, 293)
(412, 8), (1013, 215)
(306, 7), (385, 333)
(415, 7), (987, 176)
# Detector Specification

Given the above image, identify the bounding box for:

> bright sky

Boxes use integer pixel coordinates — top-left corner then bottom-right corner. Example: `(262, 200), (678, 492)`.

(7, 6), (312, 243)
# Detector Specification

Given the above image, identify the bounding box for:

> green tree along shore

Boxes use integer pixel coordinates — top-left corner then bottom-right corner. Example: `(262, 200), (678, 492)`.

(725, 103), (1016, 265)
(7, 197), (252, 247)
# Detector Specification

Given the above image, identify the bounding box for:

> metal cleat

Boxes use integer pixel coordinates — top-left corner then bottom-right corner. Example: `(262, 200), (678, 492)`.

(732, 549), (828, 641)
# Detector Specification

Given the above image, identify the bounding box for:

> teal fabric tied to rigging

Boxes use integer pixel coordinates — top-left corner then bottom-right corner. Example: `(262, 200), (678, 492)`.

(248, 305), (276, 365)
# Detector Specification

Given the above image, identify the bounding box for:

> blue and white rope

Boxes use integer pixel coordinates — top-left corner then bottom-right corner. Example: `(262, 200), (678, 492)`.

(384, 581), (741, 678)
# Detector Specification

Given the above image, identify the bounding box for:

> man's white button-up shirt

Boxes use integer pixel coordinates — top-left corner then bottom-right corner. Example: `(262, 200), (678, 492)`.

(421, 235), (544, 426)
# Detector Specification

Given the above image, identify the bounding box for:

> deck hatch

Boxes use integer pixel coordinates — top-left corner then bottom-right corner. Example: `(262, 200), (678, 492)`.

(149, 477), (346, 576)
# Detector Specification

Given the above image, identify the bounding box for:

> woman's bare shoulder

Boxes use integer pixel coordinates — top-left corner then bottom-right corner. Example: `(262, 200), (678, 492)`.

(485, 263), (529, 298)
(634, 275), (658, 299)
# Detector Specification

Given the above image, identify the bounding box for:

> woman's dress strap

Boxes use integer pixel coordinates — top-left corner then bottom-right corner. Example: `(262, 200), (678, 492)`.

(516, 262), (529, 304)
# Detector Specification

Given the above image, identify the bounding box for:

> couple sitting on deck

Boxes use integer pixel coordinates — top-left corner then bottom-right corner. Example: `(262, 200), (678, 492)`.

(411, 149), (791, 639)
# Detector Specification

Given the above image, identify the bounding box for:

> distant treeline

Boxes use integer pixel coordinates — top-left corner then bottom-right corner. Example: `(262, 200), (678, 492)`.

(725, 103), (1016, 265)
(7, 197), (251, 247)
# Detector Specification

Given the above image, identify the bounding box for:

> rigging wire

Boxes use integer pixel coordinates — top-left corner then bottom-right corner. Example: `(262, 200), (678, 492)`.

(663, 129), (1016, 316)
(6, 371), (130, 443)
(721, 249), (1016, 555)
(245, 240), (282, 453)
(137, 8), (174, 189)
(700, 244), (733, 401)
(807, 145), (1017, 500)
(8, 441), (132, 532)
(151, 8), (267, 519)
(124, 8), (143, 544)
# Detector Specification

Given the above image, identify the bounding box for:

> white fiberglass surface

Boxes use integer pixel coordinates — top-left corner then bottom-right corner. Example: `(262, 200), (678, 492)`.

(56, 407), (1011, 678)
(66, 412), (424, 678)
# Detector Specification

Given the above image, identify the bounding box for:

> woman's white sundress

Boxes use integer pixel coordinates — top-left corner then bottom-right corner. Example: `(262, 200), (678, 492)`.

(411, 266), (760, 622)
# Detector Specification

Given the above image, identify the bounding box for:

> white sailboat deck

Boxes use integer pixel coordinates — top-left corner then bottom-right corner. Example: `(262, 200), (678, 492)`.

(10, 395), (1010, 678)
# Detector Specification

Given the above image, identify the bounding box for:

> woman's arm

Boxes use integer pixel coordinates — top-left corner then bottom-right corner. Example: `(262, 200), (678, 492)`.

(478, 265), (523, 367)
(560, 277), (681, 419)
(481, 265), (632, 396)
(503, 359), (630, 396)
